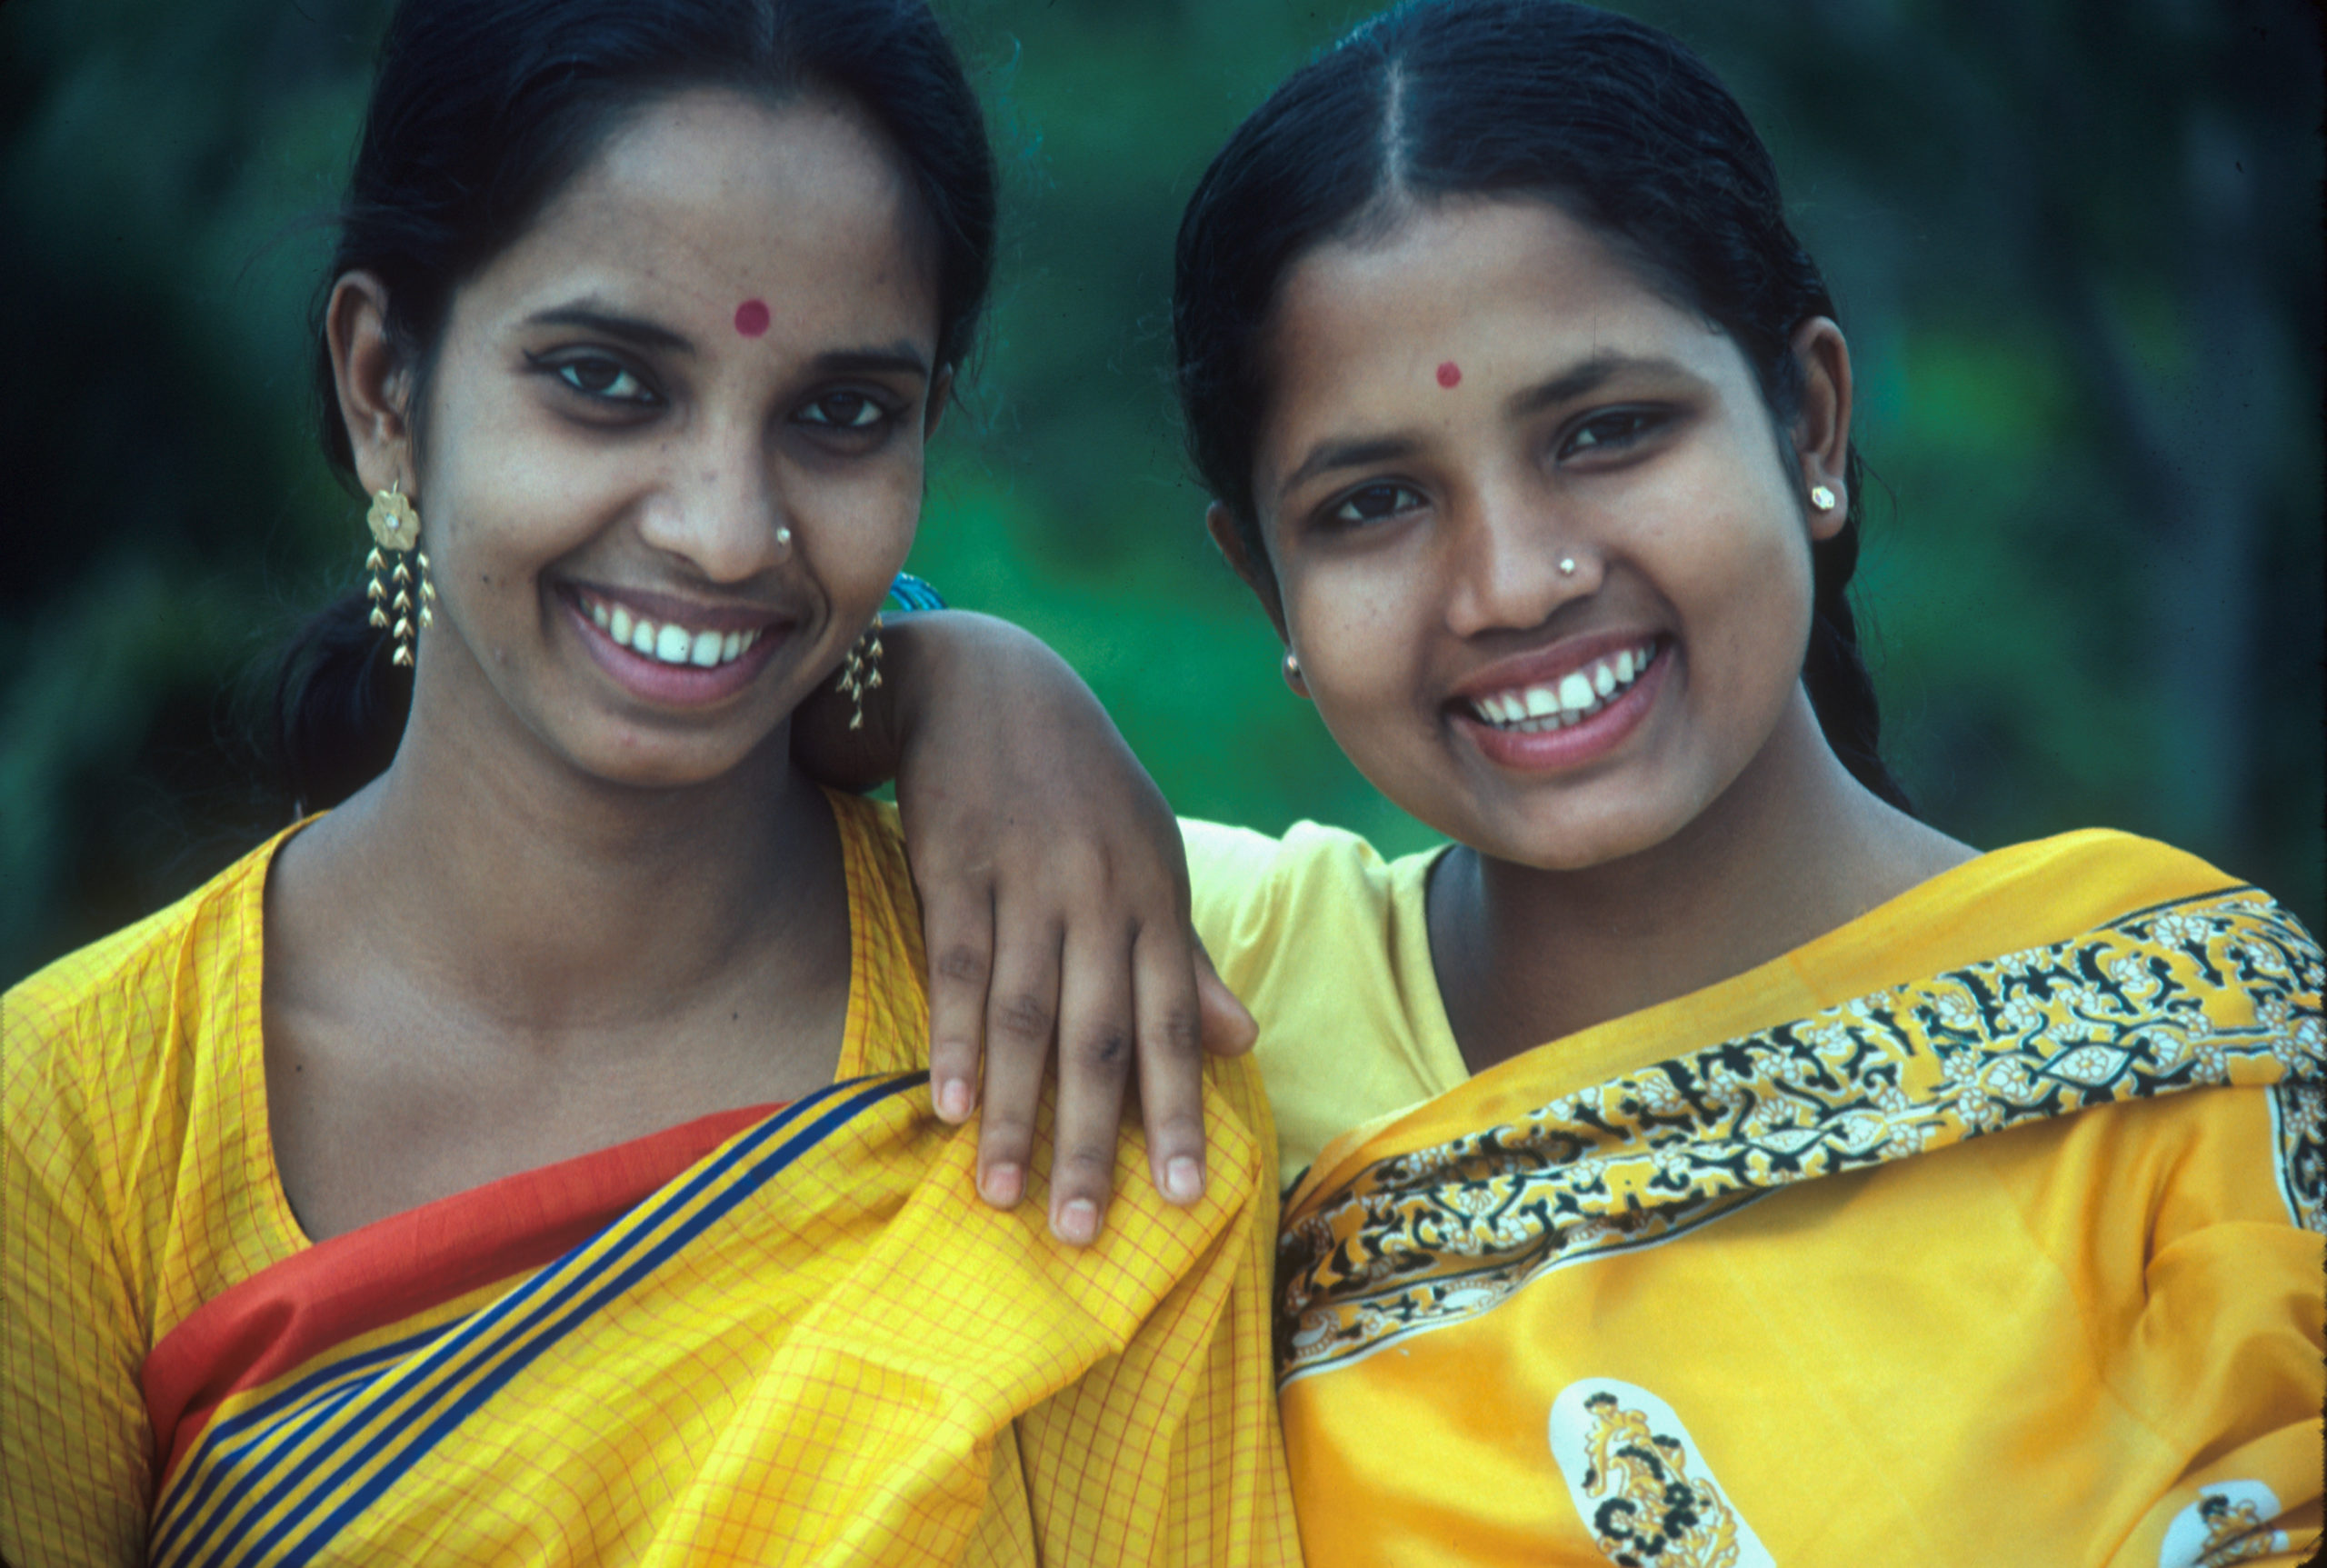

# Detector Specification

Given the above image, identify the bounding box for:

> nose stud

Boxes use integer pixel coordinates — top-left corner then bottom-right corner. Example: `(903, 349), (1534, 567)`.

(1558, 557), (1577, 576)
(774, 525), (794, 554)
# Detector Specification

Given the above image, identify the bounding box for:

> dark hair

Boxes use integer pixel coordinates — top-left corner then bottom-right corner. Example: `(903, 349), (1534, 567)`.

(1173, 0), (1911, 811)
(276, 0), (996, 814)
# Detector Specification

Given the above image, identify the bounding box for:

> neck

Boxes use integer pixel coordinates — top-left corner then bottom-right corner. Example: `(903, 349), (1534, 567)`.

(301, 677), (838, 1043)
(1432, 691), (1973, 1072)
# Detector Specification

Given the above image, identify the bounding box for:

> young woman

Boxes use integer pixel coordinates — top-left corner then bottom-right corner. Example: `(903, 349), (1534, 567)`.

(0, 3), (1297, 1563)
(1153, 2), (2322, 1563)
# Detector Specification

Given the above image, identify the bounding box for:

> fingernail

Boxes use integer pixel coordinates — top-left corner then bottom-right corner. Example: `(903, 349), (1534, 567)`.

(1055, 1199), (1099, 1245)
(982, 1163), (1023, 1206)
(936, 1077), (973, 1121)
(1164, 1156), (1203, 1203)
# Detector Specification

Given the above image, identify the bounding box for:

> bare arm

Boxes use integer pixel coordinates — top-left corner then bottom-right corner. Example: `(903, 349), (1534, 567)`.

(792, 609), (1254, 1244)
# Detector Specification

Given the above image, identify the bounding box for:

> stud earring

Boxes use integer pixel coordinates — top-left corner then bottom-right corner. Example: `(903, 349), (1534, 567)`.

(1558, 557), (1578, 576)
(837, 614), (884, 731)
(1283, 650), (1310, 697)
(365, 483), (433, 668)
(1809, 484), (1838, 512)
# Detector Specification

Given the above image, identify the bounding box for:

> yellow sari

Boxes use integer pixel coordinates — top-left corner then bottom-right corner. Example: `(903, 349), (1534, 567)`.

(4, 794), (1299, 1566)
(1270, 833), (2322, 1566)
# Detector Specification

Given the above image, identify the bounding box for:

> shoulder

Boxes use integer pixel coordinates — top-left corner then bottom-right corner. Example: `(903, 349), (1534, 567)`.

(5, 837), (276, 1208)
(1971, 828), (2252, 917)
(7, 842), (272, 1096)
(1182, 817), (1412, 975)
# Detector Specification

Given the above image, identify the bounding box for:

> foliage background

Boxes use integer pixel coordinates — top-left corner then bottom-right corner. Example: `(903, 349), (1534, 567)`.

(2, 0), (2320, 988)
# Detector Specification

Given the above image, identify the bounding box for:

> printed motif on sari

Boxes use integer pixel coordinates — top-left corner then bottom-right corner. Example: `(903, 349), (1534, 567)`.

(2159, 1482), (2292, 1567)
(1278, 887), (2324, 1382)
(1546, 1381), (1773, 1568)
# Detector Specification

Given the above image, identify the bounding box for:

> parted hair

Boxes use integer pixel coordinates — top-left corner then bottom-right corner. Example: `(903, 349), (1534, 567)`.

(276, 0), (996, 813)
(1173, 0), (1911, 811)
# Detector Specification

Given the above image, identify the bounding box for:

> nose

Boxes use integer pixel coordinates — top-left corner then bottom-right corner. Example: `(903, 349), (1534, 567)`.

(1440, 475), (1590, 639)
(634, 422), (791, 584)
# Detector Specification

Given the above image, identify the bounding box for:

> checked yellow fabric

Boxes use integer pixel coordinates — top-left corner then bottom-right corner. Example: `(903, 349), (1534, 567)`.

(1191, 824), (2323, 1567)
(3, 794), (1299, 1566)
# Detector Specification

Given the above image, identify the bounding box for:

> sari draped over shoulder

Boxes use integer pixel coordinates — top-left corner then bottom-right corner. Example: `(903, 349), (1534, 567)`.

(4, 794), (1296, 1567)
(1271, 833), (2323, 1568)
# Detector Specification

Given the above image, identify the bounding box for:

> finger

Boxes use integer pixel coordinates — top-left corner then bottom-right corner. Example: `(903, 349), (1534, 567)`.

(1134, 923), (1211, 1205)
(1193, 939), (1257, 1057)
(1047, 920), (1138, 1243)
(974, 914), (1063, 1214)
(920, 883), (996, 1124)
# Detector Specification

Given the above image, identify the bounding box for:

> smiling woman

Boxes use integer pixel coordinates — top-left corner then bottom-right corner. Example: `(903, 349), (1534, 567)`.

(0, 1), (1296, 1563)
(1164, 1), (2325, 1563)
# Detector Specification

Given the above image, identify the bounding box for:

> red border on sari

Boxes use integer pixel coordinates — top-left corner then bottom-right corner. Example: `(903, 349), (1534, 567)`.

(143, 1102), (778, 1489)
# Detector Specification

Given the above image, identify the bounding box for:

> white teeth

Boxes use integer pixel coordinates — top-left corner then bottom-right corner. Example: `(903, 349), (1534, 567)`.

(581, 594), (766, 670)
(1469, 641), (1659, 733)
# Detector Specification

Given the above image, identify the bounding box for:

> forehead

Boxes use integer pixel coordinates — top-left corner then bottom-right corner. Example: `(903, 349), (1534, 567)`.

(466, 86), (937, 333)
(1258, 198), (1743, 459)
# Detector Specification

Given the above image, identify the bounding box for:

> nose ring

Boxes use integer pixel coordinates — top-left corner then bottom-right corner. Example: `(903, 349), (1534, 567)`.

(1558, 556), (1577, 576)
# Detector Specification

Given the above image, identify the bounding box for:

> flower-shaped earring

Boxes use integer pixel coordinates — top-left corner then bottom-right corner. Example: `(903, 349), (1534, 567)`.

(365, 483), (434, 668)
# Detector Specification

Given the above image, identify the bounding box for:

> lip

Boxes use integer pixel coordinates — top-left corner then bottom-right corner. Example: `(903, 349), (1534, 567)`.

(1449, 628), (1663, 705)
(1452, 635), (1670, 774)
(561, 587), (790, 708)
(564, 580), (783, 634)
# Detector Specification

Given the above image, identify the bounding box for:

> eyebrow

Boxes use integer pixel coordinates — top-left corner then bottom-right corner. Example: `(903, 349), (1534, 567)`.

(1504, 351), (1694, 417)
(814, 344), (931, 381)
(1274, 351), (1699, 503)
(521, 305), (697, 355)
(521, 307), (928, 382)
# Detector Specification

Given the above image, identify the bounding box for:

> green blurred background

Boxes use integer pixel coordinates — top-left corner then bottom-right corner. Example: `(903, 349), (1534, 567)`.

(2, 0), (2320, 989)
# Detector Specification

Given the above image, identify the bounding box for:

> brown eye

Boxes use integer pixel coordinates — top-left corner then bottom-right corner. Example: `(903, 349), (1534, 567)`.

(551, 357), (653, 404)
(797, 392), (890, 431)
(1330, 482), (1424, 527)
(1561, 410), (1663, 458)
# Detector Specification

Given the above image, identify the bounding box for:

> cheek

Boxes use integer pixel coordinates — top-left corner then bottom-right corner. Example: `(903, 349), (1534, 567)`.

(802, 454), (924, 605)
(1282, 561), (1433, 733)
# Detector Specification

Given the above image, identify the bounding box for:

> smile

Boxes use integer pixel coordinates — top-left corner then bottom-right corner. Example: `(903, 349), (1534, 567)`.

(574, 590), (766, 669)
(1468, 641), (1659, 733)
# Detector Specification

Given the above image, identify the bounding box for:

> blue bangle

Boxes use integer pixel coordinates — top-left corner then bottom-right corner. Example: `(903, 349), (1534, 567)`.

(884, 572), (944, 614)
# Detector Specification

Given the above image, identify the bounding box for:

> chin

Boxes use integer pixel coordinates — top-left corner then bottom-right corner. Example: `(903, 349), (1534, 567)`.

(1464, 793), (1687, 874)
(557, 728), (779, 794)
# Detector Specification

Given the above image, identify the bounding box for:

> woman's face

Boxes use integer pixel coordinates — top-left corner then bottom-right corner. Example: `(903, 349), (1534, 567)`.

(1236, 196), (1848, 871)
(348, 87), (943, 790)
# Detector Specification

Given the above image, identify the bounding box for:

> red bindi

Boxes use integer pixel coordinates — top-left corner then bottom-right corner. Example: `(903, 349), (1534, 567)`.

(734, 298), (771, 336)
(1436, 360), (1462, 388)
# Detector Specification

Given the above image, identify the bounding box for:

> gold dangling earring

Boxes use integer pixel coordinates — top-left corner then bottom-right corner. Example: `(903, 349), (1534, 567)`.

(837, 612), (884, 730)
(365, 483), (430, 667)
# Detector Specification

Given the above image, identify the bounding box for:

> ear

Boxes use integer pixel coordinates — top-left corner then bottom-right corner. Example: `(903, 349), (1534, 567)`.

(1205, 502), (1291, 644)
(922, 365), (954, 440)
(1789, 315), (1853, 544)
(326, 271), (417, 496)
